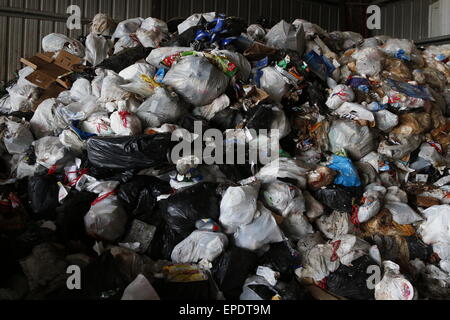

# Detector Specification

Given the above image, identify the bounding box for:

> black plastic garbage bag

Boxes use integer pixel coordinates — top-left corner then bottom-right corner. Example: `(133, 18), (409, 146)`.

(152, 277), (213, 300)
(28, 175), (59, 219)
(12, 224), (59, 259)
(118, 175), (172, 217)
(212, 246), (258, 300)
(55, 191), (98, 242)
(149, 221), (185, 261)
(405, 236), (433, 261)
(210, 108), (244, 131)
(259, 241), (302, 282)
(326, 255), (376, 300)
(159, 182), (221, 239)
(313, 185), (363, 213)
(245, 104), (274, 131)
(97, 46), (153, 73)
(87, 134), (176, 171)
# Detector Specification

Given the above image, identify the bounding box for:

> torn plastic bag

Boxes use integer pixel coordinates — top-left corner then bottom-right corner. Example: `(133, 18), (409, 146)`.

(42, 33), (85, 57)
(259, 67), (290, 103)
(234, 202), (284, 251)
(220, 183), (260, 234)
(171, 230), (228, 263)
(84, 33), (113, 66)
(84, 191), (128, 242)
(327, 255), (376, 300)
(327, 155), (362, 188)
(259, 241), (302, 282)
(163, 55), (229, 106)
(81, 112), (114, 136)
(326, 85), (355, 110)
(118, 175), (171, 217)
(212, 246), (258, 300)
(160, 182), (221, 239)
(2, 118), (34, 155)
(265, 20), (305, 54)
(121, 274), (160, 300)
(112, 17), (144, 39)
(418, 205), (450, 245)
(328, 120), (376, 160)
(316, 211), (355, 240)
(86, 134), (175, 170)
(136, 87), (186, 128)
(28, 175), (59, 219)
(375, 261), (414, 300)
(55, 191), (98, 242)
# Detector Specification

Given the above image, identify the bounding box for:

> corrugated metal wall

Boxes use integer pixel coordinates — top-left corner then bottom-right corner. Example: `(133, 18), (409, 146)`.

(0, 0), (341, 84)
(372, 0), (436, 41)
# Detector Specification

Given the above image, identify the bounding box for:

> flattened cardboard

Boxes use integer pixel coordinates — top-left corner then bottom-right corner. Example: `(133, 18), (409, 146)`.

(21, 51), (82, 90)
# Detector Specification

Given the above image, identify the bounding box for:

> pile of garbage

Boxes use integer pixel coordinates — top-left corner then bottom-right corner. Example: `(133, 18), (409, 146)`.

(0, 12), (449, 300)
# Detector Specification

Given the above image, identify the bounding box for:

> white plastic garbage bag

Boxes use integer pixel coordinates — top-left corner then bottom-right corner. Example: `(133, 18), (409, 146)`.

(295, 243), (340, 281)
(42, 33), (85, 58)
(119, 62), (156, 81)
(375, 261), (414, 300)
(384, 202), (423, 225)
(374, 109), (399, 132)
(331, 234), (371, 266)
(163, 55), (229, 106)
(110, 109), (142, 136)
(85, 191), (128, 242)
(234, 203), (284, 251)
(192, 94), (230, 120)
(326, 85), (355, 110)
(281, 211), (314, 241)
(3, 119), (34, 155)
(59, 129), (85, 156)
(33, 136), (69, 169)
(259, 67), (290, 103)
(56, 96), (99, 123)
(136, 17), (168, 48)
(136, 87), (186, 128)
(292, 19), (326, 38)
(114, 35), (139, 54)
(265, 20), (305, 54)
(316, 211), (355, 240)
(7, 84), (39, 113)
(220, 183), (260, 234)
(262, 181), (305, 217)
(328, 120), (376, 160)
(212, 49), (252, 81)
(91, 13), (116, 36)
(352, 47), (385, 77)
(256, 158), (309, 189)
(121, 274), (160, 300)
(334, 102), (375, 123)
(84, 33), (113, 66)
(81, 112), (114, 136)
(112, 17), (144, 39)
(70, 78), (93, 101)
(418, 205), (450, 245)
(171, 231), (228, 263)
(30, 98), (62, 139)
(100, 72), (130, 102)
(177, 12), (216, 35)
(247, 24), (266, 41)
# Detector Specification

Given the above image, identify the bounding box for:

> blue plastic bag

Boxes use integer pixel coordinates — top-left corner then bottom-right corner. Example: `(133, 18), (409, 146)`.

(387, 78), (432, 100)
(327, 155), (361, 187)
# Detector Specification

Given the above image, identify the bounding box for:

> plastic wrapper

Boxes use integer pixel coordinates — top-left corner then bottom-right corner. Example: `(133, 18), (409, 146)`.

(171, 231), (228, 263)
(163, 55), (229, 106)
(86, 134), (175, 170)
